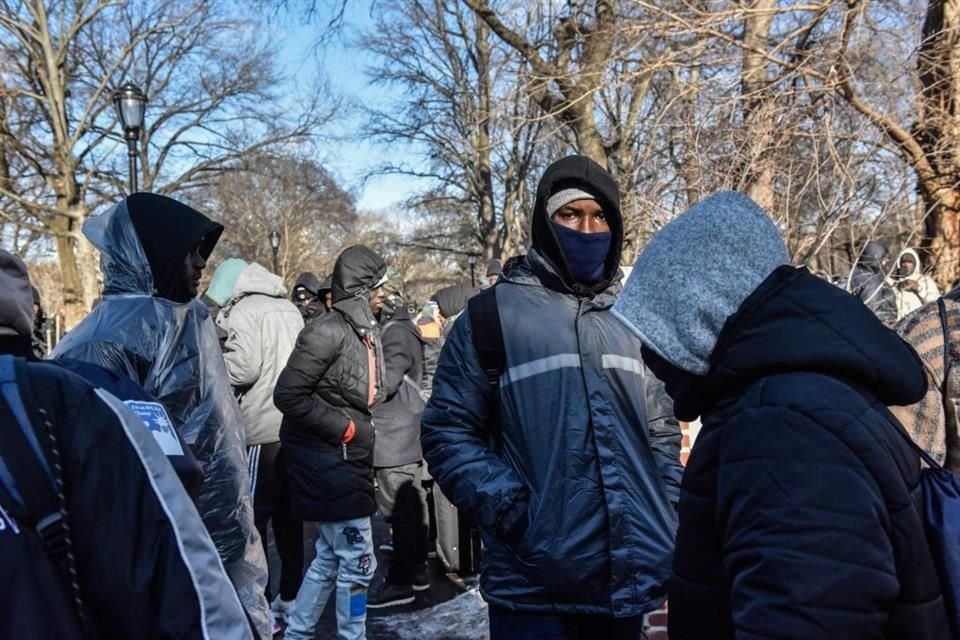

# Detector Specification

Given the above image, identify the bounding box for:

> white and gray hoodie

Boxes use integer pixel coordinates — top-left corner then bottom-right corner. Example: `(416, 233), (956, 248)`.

(217, 263), (304, 446)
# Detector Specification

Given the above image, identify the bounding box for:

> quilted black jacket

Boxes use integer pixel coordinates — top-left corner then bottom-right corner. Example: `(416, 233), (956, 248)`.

(274, 246), (386, 522)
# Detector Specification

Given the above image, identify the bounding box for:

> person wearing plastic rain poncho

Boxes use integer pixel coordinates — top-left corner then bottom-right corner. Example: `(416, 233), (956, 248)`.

(52, 193), (272, 637)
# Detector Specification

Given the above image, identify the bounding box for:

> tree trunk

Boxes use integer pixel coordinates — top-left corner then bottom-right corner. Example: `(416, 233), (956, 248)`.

(52, 177), (96, 329)
(736, 0), (778, 211)
(474, 17), (500, 260)
(916, 0), (960, 289)
(925, 196), (960, 288)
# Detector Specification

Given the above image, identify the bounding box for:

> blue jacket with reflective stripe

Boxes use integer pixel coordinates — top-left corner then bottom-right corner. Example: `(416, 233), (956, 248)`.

(421, 250), (681, 616)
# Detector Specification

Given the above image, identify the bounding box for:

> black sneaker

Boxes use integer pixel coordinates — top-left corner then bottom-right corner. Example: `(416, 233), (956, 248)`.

(367, 582), (415, 609)
(412, 565), (430, 592)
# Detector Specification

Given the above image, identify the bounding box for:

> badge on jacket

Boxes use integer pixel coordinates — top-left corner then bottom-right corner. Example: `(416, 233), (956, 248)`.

(124, 400), (184, 456)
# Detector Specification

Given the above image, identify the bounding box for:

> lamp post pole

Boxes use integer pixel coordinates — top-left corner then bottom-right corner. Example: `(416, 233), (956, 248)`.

(112, 83), (147, 194)
(269, 230), (281, 275)
(467, 253), (478, 288)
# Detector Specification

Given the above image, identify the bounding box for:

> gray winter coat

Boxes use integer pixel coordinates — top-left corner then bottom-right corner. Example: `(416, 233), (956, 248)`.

(217, 263), (303, 446)
(373, 304), (425, 467)
(421, 249), (682, 617)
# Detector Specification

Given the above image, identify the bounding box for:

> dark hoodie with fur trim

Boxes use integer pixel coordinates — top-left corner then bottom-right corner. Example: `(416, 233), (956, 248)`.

(275, 245), (388, 522)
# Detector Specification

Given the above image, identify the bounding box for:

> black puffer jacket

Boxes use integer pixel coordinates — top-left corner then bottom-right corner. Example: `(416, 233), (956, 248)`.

(275, 246), (386, 522)
(373, 304), (425, 468)
(669, 266), (949, 639)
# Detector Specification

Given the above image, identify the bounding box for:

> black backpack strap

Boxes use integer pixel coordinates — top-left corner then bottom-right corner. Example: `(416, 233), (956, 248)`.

(467, 287), (505, 451)
(0, 356), (95, 637)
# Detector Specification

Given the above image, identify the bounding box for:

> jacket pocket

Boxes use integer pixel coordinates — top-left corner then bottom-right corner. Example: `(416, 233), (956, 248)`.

(341, 414), (375, 462)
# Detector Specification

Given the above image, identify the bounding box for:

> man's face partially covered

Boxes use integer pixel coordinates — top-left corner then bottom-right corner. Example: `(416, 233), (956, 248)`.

(551, 199), (608, 234)
(180, 243), (207, 300)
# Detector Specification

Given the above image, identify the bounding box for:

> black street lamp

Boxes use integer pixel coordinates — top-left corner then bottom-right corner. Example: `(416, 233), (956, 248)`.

(269, 230), (281, 274)
(112, 83), (147, 194)
(467, 253), (478, 288)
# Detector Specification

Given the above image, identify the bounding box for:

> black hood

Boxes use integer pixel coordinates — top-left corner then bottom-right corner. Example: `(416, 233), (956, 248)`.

(126, 193), (223, 301)
(702, 266), (926, 413)
(331, 245), (386, 332)
(531, 155), (622, 294)
(293, 272), (322, 296)
(434, 284), (477, 319)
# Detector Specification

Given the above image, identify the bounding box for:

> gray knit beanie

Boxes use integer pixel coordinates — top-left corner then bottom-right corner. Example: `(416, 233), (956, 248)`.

(0, 249), (35, 337)
(612, 191), (790, 375)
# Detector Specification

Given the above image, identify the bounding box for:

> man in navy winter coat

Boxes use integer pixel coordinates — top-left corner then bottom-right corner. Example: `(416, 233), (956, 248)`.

(0, 250), (254, 639)
(613, 192), (950, 639)
(421, 155), (682, 639)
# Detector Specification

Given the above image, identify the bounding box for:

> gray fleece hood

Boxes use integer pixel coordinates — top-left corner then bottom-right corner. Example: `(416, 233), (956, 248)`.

(612, 191), (790, 375)
(234, 263), (287, 299)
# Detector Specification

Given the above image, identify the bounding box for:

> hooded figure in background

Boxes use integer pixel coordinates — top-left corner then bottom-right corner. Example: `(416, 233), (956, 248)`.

(891, 247), (941, 320)
(274, 244), (388, 640)
(421, 155), (681, 638)
(433, 283), (478, 339)
(613, 191), (948, 639)
(849, 239), (898, 326)
(484, 258), (503, 288)
(368, 268), (432, 607)
(292, 271), (332, 321)
(52, 193), (272, 637)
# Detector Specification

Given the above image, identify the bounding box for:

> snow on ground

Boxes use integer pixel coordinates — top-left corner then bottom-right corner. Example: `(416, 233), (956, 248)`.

(372, 589), (489, 640)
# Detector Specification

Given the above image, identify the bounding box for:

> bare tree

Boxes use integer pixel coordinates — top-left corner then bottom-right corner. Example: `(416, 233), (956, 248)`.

(196, 154), (357, 286)
(360, 0), (542, 260)
(0, 0), (328, 326)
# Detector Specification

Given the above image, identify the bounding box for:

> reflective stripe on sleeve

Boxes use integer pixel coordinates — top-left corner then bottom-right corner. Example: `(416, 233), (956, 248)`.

(95, 389), (253, 640)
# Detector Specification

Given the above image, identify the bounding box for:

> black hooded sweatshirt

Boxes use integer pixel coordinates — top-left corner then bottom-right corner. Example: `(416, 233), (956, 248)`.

(530, 155), (623, 295)
(274, 245), (387, 522)
(292, 272), (326, 320)
(434, 284), (478, 320)
(126, 193), (223, 303)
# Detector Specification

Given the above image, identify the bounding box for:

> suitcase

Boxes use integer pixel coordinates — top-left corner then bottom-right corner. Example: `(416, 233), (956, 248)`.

(430, 483), (481, 575)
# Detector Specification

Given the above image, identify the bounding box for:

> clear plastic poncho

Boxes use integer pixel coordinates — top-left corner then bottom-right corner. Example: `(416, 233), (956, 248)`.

(52, 201), (271, 637)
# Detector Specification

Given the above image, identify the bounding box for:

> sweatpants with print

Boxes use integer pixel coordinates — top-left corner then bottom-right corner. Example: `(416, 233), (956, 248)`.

(248, 442), (305, 602)
(284, 517), (377, 640)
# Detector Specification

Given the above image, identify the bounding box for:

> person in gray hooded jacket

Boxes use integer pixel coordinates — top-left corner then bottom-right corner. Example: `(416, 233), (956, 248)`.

(209, 260), (305, 626)
(612, 192), (948, 639)
(421, 155), (681, 639)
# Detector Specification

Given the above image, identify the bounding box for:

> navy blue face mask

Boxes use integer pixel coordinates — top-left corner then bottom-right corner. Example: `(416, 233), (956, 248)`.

(551, 221), (611, 286)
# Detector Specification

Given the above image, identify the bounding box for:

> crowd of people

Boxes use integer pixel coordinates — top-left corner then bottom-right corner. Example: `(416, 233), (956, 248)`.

(1, 154), (958, 639)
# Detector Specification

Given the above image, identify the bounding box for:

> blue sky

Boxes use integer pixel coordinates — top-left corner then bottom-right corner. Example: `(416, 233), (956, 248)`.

(277, 4), (426, 214)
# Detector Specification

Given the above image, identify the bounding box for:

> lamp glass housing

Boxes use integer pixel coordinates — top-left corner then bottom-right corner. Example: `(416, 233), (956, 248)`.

(113, 84), (146, 133)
